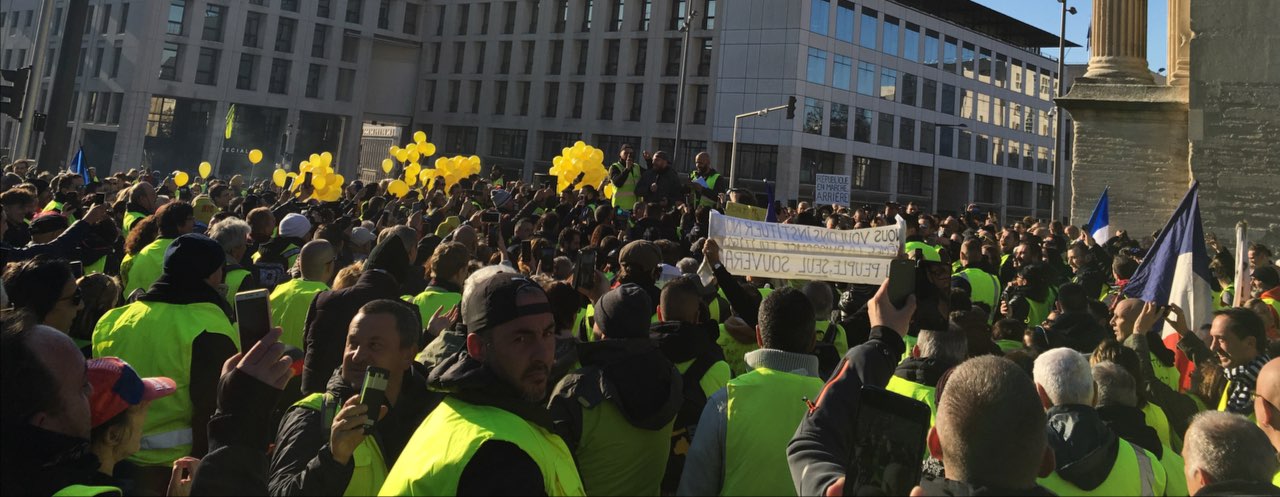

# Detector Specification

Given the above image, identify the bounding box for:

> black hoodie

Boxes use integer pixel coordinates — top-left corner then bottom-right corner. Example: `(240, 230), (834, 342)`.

(1045, 404), (1121, 492)
(894, 356), (956, 388)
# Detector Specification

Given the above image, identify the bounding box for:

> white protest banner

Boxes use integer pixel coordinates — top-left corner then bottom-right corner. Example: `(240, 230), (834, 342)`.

(708, 211), (901, 284)
(814, 173), (850, 207)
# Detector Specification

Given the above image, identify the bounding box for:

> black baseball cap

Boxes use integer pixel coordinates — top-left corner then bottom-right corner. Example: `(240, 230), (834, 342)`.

(462, 272), (552, 335)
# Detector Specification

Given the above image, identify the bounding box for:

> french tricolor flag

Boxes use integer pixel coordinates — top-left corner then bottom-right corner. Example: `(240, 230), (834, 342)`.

(1123, 182), (1216, 388)
(1083, 187), (1112, 245)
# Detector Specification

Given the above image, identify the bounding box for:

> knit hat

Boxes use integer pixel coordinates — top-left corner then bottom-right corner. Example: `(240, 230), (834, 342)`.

(462, 272), (550, 335)
(88, 357), (176, 428)
(594, 283), (654, 339)
(365, 234), (410, 281)
(279, 212), (311, 239)
(491, 189), (514, 209)
(163, 234), (224, 281)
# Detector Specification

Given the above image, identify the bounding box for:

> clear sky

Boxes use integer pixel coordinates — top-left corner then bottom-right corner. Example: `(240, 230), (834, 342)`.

(972, 0), (1169, 73)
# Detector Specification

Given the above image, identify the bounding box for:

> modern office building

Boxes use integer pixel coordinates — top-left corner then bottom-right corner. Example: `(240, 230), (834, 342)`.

(1, 0), (1072, 218)
(0, 0), (427, 181)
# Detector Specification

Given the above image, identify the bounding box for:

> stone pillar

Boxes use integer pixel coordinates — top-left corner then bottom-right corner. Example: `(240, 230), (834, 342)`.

(1167, 0), (1191, 85)
(1083, 0), (1156, 83)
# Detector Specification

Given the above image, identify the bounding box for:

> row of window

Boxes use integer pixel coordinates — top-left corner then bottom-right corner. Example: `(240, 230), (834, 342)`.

(809, 0), (1058, 103)
(157, 43), (355, 100)
(800, 97), (1052, 173)
(806, 51), (1055, 138)
(430, 0), (716, 39)
(428, 36), (712, 80)
(72, 91), (126, 126)
(424, 79), (710, 124)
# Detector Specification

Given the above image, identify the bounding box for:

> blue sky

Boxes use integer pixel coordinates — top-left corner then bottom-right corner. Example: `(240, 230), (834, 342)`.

(973, 0), (1169, 73)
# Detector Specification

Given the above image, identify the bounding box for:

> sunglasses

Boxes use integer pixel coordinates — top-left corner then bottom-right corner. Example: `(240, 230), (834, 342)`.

(60, 287), (83, 307)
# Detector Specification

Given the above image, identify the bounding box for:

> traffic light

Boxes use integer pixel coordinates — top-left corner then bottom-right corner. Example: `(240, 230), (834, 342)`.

(786, 96), (797, 120)
(0, 67), (31, 120)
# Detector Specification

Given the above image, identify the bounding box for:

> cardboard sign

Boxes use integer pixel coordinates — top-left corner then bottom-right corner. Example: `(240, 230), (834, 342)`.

(815, 173), (850, 207)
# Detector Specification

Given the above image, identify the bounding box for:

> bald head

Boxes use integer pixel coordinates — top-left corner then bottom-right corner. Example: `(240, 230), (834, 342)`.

(1110, 298), (1143, 340)
(300, 240), (336, 281)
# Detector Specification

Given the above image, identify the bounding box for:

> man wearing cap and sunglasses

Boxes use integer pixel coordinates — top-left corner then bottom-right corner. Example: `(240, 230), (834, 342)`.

(380, 272), (585, 496)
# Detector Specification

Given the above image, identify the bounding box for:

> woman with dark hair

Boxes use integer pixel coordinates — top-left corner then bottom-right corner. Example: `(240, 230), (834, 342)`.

(122, 202), (195, 298)
(2, 256), (81, 334)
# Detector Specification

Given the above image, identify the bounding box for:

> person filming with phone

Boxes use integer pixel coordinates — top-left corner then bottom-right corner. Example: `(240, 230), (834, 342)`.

(269, 299), (445, 496)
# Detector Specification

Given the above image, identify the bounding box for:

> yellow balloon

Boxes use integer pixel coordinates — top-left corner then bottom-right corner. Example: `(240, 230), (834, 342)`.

(272, 169), (288, 188)
(381, 158), (394, 174)
(299, 161), (313, 174)
(388, 146), (399, 157)
(421, 143), (436, 157)
(387, 179), (409, 198)
(313, 174), (328, 190)
(198, 162), (212, 178)
(174, 171), (189, 188)
(248, 149), (264, 165)
(334, 174), (345, 186)
(413, 131), (427, 144)
(395, 149), (410, 163)
(408, 150), (421, 163)
(435, 157), (449, 169)
(321, 151), (333, 165)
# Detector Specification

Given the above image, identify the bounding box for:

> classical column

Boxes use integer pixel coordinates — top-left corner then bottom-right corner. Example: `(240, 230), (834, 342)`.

(1167, 0), (1191, 85)
(1083, 0), (1156, 84)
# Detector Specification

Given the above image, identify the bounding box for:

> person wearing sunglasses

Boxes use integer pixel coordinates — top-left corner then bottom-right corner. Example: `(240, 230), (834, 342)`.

(1, 256), (83, 334)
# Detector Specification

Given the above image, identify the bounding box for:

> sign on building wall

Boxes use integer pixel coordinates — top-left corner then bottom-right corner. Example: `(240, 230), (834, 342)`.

(814, 173), (851, 207)
(708, 211), (901, 284)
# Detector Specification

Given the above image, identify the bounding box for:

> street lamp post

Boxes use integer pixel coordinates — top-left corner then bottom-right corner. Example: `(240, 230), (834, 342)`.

(1051, 0), (1077, 223)
(673, 9), (699, 169)
(930, 123), (966, 214)
(729, 101), (794, 189)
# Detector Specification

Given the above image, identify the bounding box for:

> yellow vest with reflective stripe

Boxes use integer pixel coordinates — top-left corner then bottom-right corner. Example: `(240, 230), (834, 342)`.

(1038, 440), (1167, 496)
(958, 268), (1000, 310)
(293, 393), (388, 496)
(52, 485), (122, 497)
(270, 279), (330, 350)
(610, 163), (641, 211)
(224, 268), (251, 304)
(721, 368), (824, 497)
(886, 375), (938, 428)
(690, 172), (720, 207)
(123, 238), (176, 298)
(1213, 284), (1234, 311)
(92, 301), (238, 466)
(409, 287), (462, 329)
(378, 396), (585, 496)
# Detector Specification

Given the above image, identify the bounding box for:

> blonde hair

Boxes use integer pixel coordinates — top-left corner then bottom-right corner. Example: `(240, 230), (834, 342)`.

(332, 261), (365, 290)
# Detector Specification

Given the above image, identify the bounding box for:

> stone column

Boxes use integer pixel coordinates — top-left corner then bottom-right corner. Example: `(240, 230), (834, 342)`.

(1167, 0), (1191, 85)
(1083, 0), (1156, 83)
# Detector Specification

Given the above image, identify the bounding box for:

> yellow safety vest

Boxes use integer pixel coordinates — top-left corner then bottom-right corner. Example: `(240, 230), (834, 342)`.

(379, 396), (584, 496)
(997, 339), (1024, 353)
(716, 323), (759, 377)
(1159, 446), (1189, 497)
(958, 267), (1001, 311)
(1216, 380), (1259, 422)
(677, 358), (732, 399)
(85, 256), (107, 276)
(123, 211), (147, 233)
(1212, 284), (1234, 311)
(1038, 440), (1167, 496)
(123, 237), (176, 298)
(224, 268), (251, 304)
(901, 335), (917, 365)
(886, 375), (938, 428)
(409, 287), (462, 330)
(690, 171), (720, 208)
(1151, 354), (1180, 393)
(905, 241), (942, 262)
(293, 393), (388, 496)
(610, 163), (642, 211)
(270, 279), (330, 350)
(814, 320), (850, 358)
(1263, 296), (1280, 325)
(52, 485), (122, 497)
(1141, 403), (1172, 451)
(92, 301), (239, 466)
(721, 368), (824, 496)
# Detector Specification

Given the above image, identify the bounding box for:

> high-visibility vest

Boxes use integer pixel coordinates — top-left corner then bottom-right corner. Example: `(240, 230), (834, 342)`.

(1273, 470), (1280, 487)
(409, 287), (462, 329)
(905, 241), (942, 262)
(716, 323), (759, 376)
(93, 301), (239, 466)
(1025, 287), (1058, 328)
(122, 237), (176, 303)
(901, 335), (917, 365)
(293, 393), (388, 496)
(677, 358), (732, 399)
(52, 485), (122, 496)
(44, 200), (78, 223)
(610, 163), (642, 211)
(1213, 284), (1234, 311)
(997, 339), (1024, 353)
(1217, 380), (1259, 421)
(378, 397), (585, 496)
(1141, 403), (1172, 450)
(721, 367), (824, 496)
(85, 256), (107, 276)
(886, 375), (938, 427)
(1159, 446), (1189, 497)
(123, 210), (147, 233)
(253, 242), (302, 271)
(270, 279), (330, 350)
(1262, 296), (1280, 327)
(958, 267), (1001, 312)
(690, 171), (721, 207)
(1038, 440), (1168, 496)
(1151, 354), (1180, 393)
(224, 267), (251, 304)
(814, 320), (849, 358)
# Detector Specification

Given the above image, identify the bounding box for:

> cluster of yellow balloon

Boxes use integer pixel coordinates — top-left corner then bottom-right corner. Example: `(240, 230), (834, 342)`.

(295, 151), (346, 202)
(549, 141), (607, 194)
(386, 131), (438, 174)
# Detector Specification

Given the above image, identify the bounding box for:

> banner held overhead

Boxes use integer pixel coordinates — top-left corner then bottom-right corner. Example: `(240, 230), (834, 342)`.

(708, 211), (902, 285)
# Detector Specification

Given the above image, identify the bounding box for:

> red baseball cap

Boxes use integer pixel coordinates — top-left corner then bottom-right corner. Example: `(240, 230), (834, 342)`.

(87, 357), (177, 428)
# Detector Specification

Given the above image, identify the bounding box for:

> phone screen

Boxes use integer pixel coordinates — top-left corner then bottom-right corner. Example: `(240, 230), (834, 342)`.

(92, 193), (106, 206)
(847, 386), (931, 496)
(575, 249), (598, 290)
(234, 289), (272, 349)
(482, 210), (501, 224)
(360, 366), (390, 433)
(69, 261), (84, 279)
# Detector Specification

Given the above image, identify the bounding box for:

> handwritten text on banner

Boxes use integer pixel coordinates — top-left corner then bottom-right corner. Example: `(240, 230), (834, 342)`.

(708, 211), (902, 284)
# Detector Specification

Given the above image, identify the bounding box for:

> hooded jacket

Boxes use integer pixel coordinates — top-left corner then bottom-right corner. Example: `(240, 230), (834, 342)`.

(1095, 404), (1163, 459)
(894, 357), (954, 388)
(268, 365), (441, 496)
(1044, 404), (1120, 491)
(548, 338), (682, 496)
(916, 476), (1057, 496)
(301, 237), (415, 394)
(650, 320), (729, 494)
(1047, 311), (1110, 354)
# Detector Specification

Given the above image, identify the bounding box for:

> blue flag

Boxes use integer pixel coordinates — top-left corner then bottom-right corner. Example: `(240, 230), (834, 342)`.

(70, 147), (89, 185)
(1082, 187), (1112, 245)
(1122, 182), (1215, 338)
(765, 180), (777, 223)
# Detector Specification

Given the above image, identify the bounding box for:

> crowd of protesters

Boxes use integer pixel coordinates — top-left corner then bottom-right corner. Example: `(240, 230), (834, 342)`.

(2, 146), (1278, 496)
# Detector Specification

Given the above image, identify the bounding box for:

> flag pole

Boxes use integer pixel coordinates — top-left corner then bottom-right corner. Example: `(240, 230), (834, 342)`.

(1234, 221), (1250, 307)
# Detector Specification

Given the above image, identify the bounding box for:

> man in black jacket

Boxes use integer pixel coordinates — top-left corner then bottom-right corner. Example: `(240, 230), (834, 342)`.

(301, 236), (418, 394)
(1046, 283), (1110, 353)
(786, 278), (916, 496)
(270, 300), (443, 496)
(635, 151), (684, 208)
